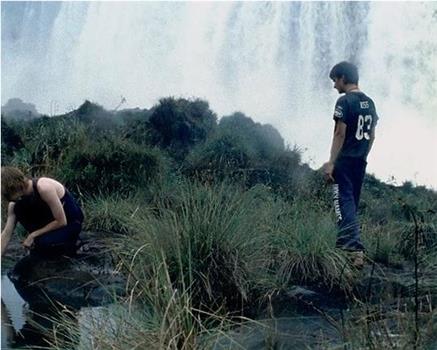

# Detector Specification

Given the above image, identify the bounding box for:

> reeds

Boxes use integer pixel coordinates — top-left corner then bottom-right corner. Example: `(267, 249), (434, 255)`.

(20, 181), (436, 349)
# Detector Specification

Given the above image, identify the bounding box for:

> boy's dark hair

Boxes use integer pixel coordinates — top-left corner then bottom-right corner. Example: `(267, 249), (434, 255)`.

(329, 61), (359, 84)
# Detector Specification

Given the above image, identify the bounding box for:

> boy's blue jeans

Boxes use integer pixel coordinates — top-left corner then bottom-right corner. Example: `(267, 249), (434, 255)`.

(332, 157), (367, 251)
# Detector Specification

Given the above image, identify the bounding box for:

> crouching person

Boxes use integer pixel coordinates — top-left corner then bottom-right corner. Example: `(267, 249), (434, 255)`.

(1, 166), (84, 257)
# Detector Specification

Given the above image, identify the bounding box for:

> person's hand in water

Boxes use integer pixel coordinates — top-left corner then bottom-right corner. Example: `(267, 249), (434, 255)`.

(1, 202), (17, 256)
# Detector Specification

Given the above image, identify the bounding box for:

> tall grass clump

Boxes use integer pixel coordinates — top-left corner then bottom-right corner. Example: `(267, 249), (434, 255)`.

(117, 181), (275, 310)
(333, 302), (437, 350)
(82, 193), (151, 235)
(361, 221), (405, 266)
(41, 277), (235, 350)
(270, 196), (353, 290)
(397, 221), (437, 262)
(85, 181), (278, 348)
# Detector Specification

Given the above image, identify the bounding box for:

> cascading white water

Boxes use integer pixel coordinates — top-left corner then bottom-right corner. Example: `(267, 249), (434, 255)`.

(2, 2), (436, 188)
(360, 3), (437, 189)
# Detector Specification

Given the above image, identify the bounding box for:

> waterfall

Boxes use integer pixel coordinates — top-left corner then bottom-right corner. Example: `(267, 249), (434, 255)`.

(361, 3), (437, 188)
(2, 2), (436, 188)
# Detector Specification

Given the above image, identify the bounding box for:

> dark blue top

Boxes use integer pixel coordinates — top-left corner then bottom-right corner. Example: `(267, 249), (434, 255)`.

(13, 178), (84, 232)
(333, 91), (379, 161)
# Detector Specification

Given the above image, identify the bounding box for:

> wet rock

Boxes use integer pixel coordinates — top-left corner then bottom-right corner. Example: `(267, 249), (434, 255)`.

(3, 231), (125, 309)
(354, 263), (437, 303)
(287, 286), (320, 299)
(211, 316), (341, 350)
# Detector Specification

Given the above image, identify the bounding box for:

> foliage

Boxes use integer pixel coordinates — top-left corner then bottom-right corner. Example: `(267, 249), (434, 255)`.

(184, 113), (306, 198)
(269, 195), (355, 290)
(116, 181), (272, 311)
(121, 109), (153, 144)
(1, 118), (24, 164)
(71, 100), (120, 130)
(2, 117), (88, 178)
(4, 96), (437, 350)
(82, 193), (148, 234)
(182, 132), (251, 184)
(218, 112), (285, 160)
(147, 97), (217, 160)
(59, 137), (162, 196)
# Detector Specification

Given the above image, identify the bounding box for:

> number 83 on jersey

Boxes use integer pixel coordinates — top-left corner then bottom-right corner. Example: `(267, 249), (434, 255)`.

(355, 114), (373, 141)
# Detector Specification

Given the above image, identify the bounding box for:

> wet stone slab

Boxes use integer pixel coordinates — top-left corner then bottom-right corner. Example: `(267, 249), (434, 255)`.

(2, 231), (125, 309)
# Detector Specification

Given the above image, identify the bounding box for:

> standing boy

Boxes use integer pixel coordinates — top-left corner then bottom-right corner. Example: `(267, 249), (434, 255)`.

(323, 61), (378, 268)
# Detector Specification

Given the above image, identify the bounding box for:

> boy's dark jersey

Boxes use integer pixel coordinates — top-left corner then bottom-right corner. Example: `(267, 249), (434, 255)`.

(333, 91), (378, 161)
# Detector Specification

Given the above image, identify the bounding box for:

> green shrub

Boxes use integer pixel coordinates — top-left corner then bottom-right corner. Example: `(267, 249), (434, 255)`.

(244, 146), (305, 198)
(5, 117), (88, 177)
(60, 137), (162, 196)
(72, 100), (121, 130)
(182, 132), (251, 184)
(122, 110), (153, 145)
(218, 112), (285, 160)
(1, 118), (24, 164)
(148, 97), (217, 160)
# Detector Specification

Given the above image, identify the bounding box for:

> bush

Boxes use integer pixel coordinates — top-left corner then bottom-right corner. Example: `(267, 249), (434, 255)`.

(185, 112), (309, 196)
(218, 112), (285, 160)
(72, 100), (119, 130)
(2, 117), (88, 178)
(182, 132), (251, 184)
(60, 137), (162, 196)
(184, 130), (307, 199)
(1, 118), (24, 164)
(148, 97), (217, 160)
(244, 146), (305, 198)
(122, 109), (153, 145)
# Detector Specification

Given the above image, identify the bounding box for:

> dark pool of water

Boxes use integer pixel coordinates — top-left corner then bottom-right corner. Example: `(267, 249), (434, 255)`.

(1, 273), (106, 349)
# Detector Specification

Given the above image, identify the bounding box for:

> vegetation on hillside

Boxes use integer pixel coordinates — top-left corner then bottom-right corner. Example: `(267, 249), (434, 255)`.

(2, 98), (436, 349)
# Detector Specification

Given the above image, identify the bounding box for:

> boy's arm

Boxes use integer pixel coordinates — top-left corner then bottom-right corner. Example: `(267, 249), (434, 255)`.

(329, 120), (347, 163)
(323, 120), (347, 182)
(367, 127), (376, 156)
(1, 202), (17, 256)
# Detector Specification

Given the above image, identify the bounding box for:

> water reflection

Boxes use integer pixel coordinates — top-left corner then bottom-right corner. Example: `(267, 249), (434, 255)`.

(1, 250), (121, 350)
(1, 274), (80, 349)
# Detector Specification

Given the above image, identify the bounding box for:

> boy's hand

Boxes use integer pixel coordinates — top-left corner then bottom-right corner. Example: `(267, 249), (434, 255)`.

(22, 234), (35, 249)
(322, 162), (335, 183)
